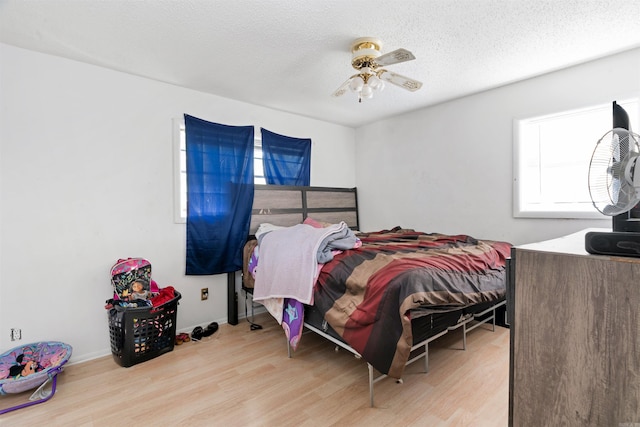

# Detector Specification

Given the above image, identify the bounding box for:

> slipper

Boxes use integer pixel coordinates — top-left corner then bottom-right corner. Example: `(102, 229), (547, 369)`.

(203, 322), (219, 337)
(191, 323), (219, 341)
(175, 332), (190, 345)
(191, 326), (204, 341)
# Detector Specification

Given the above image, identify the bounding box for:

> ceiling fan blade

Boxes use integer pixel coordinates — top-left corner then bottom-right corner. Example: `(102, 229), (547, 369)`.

(379, 70), (423, 91)
(374, 48), (416, 66)
(331, 78), (352, 97)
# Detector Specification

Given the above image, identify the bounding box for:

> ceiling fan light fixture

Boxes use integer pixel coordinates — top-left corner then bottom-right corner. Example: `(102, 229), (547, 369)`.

(349, 76), (364, 92)
(368, 74), (381, 89)
(361, 85), (373, 98)
(332, 37), (422, 101)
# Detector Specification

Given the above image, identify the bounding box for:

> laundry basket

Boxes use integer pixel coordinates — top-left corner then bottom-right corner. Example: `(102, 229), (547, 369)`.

(108, 292), (181, 367)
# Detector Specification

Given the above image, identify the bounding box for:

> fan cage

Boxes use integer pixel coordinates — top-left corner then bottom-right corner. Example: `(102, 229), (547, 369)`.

(588, 128), (640, 215)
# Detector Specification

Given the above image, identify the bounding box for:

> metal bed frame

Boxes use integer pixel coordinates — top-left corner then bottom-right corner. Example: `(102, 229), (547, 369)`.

(286, 300), (506, 407)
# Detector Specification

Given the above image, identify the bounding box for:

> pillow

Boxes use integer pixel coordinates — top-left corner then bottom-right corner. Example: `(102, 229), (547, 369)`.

(303, 217), (333, 228)
(303, 217), (324, 228)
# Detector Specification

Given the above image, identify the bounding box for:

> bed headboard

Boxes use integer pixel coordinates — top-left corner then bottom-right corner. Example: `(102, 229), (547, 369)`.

(249, 185), (359, 234)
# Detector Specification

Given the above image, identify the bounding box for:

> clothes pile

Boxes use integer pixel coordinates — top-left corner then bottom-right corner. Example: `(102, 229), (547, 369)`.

(104, 258), (177, 309)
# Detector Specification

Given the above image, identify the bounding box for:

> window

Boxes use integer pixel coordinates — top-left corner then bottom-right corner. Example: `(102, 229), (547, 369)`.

(173, 118), (265, 223)
(513, 99), (639, 218)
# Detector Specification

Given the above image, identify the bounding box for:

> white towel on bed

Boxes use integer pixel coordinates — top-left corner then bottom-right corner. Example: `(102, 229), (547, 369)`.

(253, 222), (348, 322)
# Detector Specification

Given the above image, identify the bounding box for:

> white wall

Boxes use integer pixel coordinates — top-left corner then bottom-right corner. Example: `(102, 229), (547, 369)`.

(0, 43), (356, 362)
(356, 47), (640, 246)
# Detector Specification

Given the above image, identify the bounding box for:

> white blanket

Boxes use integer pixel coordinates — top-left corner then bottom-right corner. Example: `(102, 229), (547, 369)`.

(253, 222), (348, 323)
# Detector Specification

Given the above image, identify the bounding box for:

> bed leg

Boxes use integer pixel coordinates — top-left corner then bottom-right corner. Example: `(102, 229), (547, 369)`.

(287, 338), (292, 358)
(368, 363), (375, 407)
(463, 322), (467, 350)
(492, 307), (496, 332)
(249, 292), (255, 320)
(424, 342), (429, 372)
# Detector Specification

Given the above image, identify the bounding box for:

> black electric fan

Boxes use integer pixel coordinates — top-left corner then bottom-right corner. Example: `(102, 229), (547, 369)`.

(585, 101), (640, 257)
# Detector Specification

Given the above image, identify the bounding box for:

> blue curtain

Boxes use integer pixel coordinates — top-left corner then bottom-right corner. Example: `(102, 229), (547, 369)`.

(184, 114), (254, 275)
(261, 128), (311, 186)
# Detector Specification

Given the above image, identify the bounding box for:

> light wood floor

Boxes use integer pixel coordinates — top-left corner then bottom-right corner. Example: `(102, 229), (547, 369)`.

(0, 313), (509, 426)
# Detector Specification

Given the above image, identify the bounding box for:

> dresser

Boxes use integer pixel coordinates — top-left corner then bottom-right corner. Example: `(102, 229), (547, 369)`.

(509, 229), (640, 426)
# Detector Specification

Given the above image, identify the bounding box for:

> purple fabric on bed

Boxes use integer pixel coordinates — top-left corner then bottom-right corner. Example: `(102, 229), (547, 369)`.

(282, 298), (304, 351)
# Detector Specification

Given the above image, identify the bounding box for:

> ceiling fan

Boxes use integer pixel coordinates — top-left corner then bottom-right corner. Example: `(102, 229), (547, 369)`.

(332, 37), (423, 102)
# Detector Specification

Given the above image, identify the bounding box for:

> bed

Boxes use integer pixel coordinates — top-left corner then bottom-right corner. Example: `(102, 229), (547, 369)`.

(242, 185), (511, 406)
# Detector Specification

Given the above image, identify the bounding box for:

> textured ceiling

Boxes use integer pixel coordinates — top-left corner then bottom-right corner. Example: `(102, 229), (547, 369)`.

(1, 0), (640, 128)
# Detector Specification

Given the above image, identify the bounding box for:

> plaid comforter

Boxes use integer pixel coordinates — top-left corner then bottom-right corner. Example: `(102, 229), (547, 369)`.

(313, 227), (511, 379)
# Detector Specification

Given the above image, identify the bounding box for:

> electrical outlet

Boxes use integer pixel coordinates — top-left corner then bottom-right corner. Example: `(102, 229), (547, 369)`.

(10, 328), (21, 341)
(201, 288), (209, 301)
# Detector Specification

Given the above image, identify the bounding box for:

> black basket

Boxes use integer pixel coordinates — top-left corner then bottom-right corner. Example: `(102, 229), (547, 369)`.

(108, 292), (181, 367)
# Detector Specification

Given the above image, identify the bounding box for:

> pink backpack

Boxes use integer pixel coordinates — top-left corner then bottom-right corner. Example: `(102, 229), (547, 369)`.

(110, 258), (159, 300)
